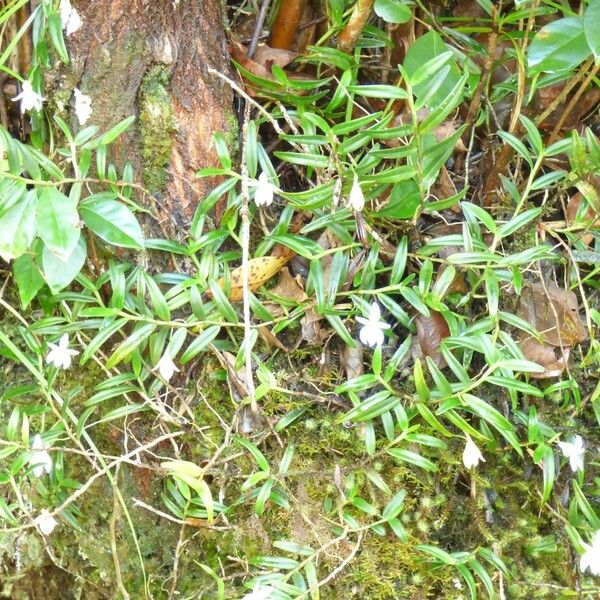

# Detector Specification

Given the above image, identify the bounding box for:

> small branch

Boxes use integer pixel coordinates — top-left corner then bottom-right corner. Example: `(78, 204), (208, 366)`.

(248, 0), (273, 58)
(270, 0), (308, 50)
(547, 62), (600, 145)
(240, 104), (259, 416)
(337, 0), (374, 54)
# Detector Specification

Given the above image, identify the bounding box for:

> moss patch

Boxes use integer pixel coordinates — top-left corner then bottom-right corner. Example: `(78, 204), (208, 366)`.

(139, 66), (176, 194)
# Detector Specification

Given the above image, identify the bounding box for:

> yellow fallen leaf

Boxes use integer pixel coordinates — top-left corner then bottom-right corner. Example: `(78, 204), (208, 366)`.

(218, 255), (289, 302)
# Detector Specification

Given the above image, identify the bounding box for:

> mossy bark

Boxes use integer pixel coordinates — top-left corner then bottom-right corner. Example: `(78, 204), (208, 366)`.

(64, 0), (234, 228)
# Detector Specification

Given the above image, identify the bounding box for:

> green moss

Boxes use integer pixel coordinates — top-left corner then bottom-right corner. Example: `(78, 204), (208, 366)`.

(139, 66), (176, 194)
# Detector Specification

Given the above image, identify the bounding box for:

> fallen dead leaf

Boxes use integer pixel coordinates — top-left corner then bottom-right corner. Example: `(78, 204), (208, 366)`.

(254, 45), (299, 69)
(341, 344), (364, 380)
(516, 281), (587, 347)
(518, 338), (570, 379)
(269, 267), (308, 303)
(413, 311), (450, 368)
(258, 325), (289, 352)
(217, 255), (290, 302)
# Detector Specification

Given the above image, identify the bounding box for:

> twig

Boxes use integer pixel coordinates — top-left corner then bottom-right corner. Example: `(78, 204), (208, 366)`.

(548, 62), (600, 145)
(240, 103), (258, 415)
(337, 0), (374, 54)
(168, 524), (187, 600)
(534, 57), (594, 127)
(248, 0), (273, 58)
(303, 532), (364, 597)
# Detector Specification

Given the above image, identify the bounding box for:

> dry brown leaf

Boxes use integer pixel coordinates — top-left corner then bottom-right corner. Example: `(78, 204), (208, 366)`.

(517, 282), (587, 347)
(253, 45), (299, 69)
(258, 325), (289, 352)
(269, 267), (308, 302)
(217, 255), (289, 302)
(431, 164), (457, 203)
(518, 338), (570, 379)
(413, 311), (450, 368)
(301, 308), (323, 344)
(566, 186), (600, 246)
(341, 344), (364, 380)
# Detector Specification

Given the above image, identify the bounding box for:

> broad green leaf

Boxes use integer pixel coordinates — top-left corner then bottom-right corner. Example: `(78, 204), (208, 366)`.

(417, 544), (457, 565)
(42, 235), (87, 293)
(0, 190), (36, 262)
(378, 180), (420, 220)
(180, 326), (221, 364)
(342, 392), (400, 422)
(36, 187), (80, 260)
(528, 17), (590, 74)
(584, 0), (600, 61)
(13, 254), (44, 308)
(99, 116), (136, 146)
(374, 0), (411, 24)
(81, 197), (144, 249)
(403, 31), (462, 107)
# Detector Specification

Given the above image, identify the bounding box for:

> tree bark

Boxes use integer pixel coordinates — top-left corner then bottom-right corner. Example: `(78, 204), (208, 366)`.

(65, 0), (234, 228)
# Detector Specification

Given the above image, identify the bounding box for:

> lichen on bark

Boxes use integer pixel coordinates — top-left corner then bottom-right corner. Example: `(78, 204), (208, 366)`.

(139, 66), (176, 195)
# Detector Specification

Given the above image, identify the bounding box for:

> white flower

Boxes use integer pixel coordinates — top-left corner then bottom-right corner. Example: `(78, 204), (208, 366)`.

(254, 172), (276, 207)
(35, 509), (57, 535)
(46, 334), (79, 369)
(462, 434), (485, 469)
(581, 530), (600, 576)
(558, 435), (585, 472)
(12, 80), (45, 113)
(74, 88), (92, 125)
(241, 586), (277, 600)
(29, 434), (52, 477)
(155, 352), (180, 381)
(348, 174), (365, 212)
(60, 0), (82, 35)
(356, 302), (390, 347)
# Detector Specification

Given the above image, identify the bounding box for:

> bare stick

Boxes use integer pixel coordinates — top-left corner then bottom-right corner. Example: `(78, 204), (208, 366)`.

(248, 0), (273, 58)
(240, 104), (258, 414)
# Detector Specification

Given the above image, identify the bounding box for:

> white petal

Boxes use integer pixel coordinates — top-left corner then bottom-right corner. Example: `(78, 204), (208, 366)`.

(241, 586), (277, 600)
(59, 0), (72, 22)
(156, 354), (180, 381)
(557, 441), (574, 457)
(462, 436), (485, 469)
(74, 88), (92, 125)
(581, 551), (591, 573)
(29, 435), (52, 477)
(66, 9), (82, 35)
(255, 172), (275, 207)
(35, 510), (57, 535)
(368, 302), (381, 321)
(348, 175), (365, 212)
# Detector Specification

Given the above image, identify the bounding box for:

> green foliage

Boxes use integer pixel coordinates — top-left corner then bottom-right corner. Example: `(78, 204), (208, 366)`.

(1, 0), (600, 598)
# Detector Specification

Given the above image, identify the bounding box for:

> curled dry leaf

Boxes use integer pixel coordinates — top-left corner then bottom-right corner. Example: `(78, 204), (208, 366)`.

(229, 40), (314, 95)
(258, 325), (289, 352)
(519, 338), (570, 379)
(566, 189), (600, 246)
(253, 45), (299, 70)
(269, 267), (308, 303)
(516, 281), (587, 378)
(413, 311), (450, 368)
(341, 344), (364, 381)
(517, 282), (587, 347)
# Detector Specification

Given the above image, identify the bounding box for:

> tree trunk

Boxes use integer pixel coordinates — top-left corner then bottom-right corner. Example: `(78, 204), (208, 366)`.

(64, 0), (234, 228)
